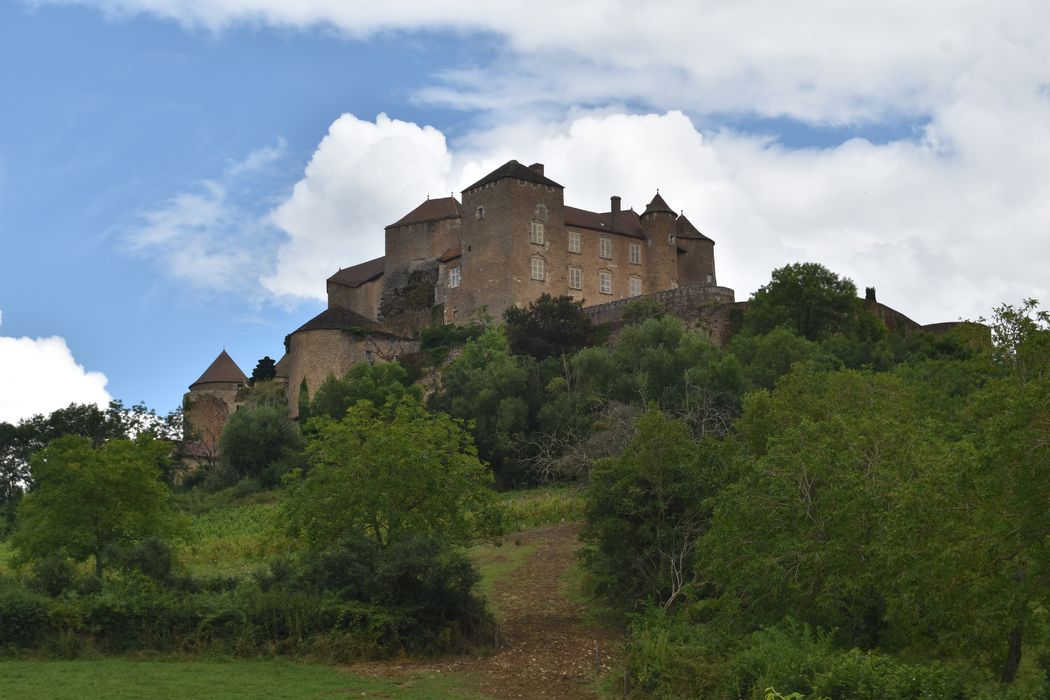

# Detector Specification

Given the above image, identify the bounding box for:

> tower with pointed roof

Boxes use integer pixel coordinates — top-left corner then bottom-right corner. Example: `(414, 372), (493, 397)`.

(183, 350), (248, 467)
(639, 192), (681, 294)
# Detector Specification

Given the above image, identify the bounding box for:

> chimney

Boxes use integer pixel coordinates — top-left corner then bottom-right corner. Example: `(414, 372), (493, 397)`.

(611, 195), (621, 228)
(528, 163), (544, 177)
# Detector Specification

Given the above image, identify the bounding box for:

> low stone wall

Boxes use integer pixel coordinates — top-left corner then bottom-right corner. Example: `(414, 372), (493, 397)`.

(583, 284), (740, 346)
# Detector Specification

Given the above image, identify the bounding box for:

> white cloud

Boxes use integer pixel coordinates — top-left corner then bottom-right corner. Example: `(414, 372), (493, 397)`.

(0, 333), (111, 424)
(262, 114), (453, 298)
(45, 1), (1050, 124)
(124, 141), (288, 296)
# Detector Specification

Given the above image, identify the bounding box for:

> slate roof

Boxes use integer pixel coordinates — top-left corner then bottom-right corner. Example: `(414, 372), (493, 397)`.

(564, 206), (645, 239)
(675, 213), (713, 242)
(327, 256), (385, 288)
(190, 350), (247, 389)
(463, 160), (563, 191)
(388, 196), (462, 228)
(289, 306), (379, 336)
(642, 192), (675, 216)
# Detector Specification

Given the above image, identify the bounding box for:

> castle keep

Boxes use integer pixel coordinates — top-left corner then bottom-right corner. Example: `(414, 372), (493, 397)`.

(185, 159), (736, 442)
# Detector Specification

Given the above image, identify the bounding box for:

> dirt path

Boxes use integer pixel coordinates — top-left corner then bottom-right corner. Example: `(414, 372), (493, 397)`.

(351, 522), (621, 699)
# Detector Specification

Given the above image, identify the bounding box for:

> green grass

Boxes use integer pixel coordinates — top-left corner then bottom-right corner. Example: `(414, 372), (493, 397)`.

(0, 659), (482, 699)
(179, 498), (291, 578)
(500, 485), (586, 532)
(469, 540), (538, 616)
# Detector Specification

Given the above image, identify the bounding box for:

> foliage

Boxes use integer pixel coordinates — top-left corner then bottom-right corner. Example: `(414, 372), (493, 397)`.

(744, 262), (859, 340)
(419, 321), (487, 363)
(503, 293), (593, 360)
(13, 435), (182, 577)
(219, 382), (304, 487)
(249, 356), (277, 385)
(581, 407), (727, 610)
(285, 396), (502, 550)
(307, 361), (418, 421)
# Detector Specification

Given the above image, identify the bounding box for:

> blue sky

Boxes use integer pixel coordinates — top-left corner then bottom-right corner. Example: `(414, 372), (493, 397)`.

(2, 0), (1048, 422)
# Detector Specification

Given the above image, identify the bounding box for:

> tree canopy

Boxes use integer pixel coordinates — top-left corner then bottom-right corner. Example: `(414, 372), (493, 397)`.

(285, 396), (502, 550)
(13, 435), (182, 577)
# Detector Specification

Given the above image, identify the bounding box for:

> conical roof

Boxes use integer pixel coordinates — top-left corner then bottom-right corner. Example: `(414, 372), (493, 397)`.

(642, 192), (675, 217)
(463, 160), (563, 191)
(190, 350), (247, 389)
(675, 213), (712, 241)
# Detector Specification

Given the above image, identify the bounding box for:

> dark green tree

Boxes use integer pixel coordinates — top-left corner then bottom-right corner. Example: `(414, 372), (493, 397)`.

(503, 293), (593, 360)
(219, 382), (304, 486)
(249, 356), (277, 386)
(581, 407), (726, 610)
(744, 262), (860, 340)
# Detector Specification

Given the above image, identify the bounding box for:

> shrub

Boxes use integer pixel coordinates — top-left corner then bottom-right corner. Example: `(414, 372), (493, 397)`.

(0, 585), (51, 647)
(108, 537), (176, 584)
(26, 555), (77, 597)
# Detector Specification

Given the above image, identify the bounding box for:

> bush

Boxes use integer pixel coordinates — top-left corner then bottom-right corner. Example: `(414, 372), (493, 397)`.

(811, 649), (975, 700)
(108, 537), (176, 584)
(624, 608), (726, 699)
(0, 585), (51, 647)
(26, 556), (77, 597)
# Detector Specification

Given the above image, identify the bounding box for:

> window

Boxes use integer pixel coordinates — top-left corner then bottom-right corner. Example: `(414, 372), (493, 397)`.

(535, 203), (548, 221)
(629, 277), (642, 297)
(629, 243), (641, 265)
(449, 266), (461, 288)
(568, 266), (582, 290)
(568, 231), (580, 253)
(475, 206), (484, 220)
(599, 237), (612, 259)
(530, 221), (545, 245)
(531, 257), (545, 281)
(599, 271), (612, 294)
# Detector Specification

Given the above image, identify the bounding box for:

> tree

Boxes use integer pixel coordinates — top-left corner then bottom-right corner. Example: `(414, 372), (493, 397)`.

(581, 407), (726, 610)
(744, 263), (859, 340)
(308, 361), (418, 420)
(503, 293), (593, 360)
(219, 382), (303, 486)
(285, 396), (502, 550)
(884, 300), (1050, 682)
(249, 356), (277, 386)
(13, 435), (181, 577)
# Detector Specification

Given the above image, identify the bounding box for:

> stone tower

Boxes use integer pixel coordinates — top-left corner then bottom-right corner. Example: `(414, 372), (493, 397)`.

(453, 160), (566, 320)
(675, 213), (717, 287)
(640, 192), (679, 292)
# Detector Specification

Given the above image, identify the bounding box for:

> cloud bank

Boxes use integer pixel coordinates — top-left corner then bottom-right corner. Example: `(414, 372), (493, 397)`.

(0, 318), (112, 423)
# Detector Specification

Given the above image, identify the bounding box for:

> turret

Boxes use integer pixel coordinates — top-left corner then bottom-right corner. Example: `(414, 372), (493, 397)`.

(675, 212), (717, 286)
(640, 192), (679, 291)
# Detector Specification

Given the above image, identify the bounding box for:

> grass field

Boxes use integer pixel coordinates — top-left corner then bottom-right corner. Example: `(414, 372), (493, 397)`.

(0, 659), (481, 699)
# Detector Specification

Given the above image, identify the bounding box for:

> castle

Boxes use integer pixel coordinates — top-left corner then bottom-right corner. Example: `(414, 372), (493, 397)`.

(183, 159), (741, 457)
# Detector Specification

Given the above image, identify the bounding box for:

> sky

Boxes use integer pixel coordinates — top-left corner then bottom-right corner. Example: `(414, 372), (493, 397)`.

(1, 0), (1049, 423)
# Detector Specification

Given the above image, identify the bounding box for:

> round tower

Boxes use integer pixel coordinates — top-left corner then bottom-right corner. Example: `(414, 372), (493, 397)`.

(640, 192), (679, 292)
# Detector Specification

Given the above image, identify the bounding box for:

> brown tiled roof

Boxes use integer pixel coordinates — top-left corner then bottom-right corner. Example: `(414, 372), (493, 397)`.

(564, 206), (645, 239)
(388, 196), (462, 228)
(675, 213), (712, 241)
(439, 247), (462, 262)
(327, 256), (385, 288)
(190, 350), (247, 389)
(643, 192), (675, 216)
(290, 306), (379, 336)
(463, 160), (563, 191)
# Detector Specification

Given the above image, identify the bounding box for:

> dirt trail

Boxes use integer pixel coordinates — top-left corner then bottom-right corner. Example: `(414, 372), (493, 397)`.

(352, 522), (621, 699)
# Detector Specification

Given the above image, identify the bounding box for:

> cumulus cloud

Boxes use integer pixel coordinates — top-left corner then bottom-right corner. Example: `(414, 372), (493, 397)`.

(124, 141), (288, 295)
(262, 114), (453, 298)
(0, 329), (111, 424)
